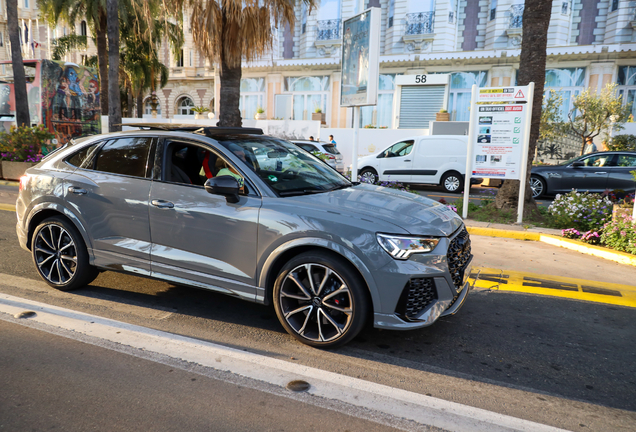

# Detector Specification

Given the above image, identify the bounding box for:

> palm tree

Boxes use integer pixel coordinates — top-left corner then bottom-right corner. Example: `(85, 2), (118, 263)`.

(168, 0), (316, 127)
(494, 0), (553, 215)
(107, 0), (121, 131)
(6, 0), (30, 126)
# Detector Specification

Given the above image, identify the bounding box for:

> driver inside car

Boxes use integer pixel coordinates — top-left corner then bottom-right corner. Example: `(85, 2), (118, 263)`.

(200, 146), (246, 193)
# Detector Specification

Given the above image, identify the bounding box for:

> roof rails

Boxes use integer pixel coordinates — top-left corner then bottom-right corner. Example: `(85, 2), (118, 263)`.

(123, 123), (264, 136)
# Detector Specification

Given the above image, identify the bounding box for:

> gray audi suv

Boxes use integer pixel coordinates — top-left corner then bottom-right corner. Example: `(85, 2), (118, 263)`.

(16, 124), (473, 348)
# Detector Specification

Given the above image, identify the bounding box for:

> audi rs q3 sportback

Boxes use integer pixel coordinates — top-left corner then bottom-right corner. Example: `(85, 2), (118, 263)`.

(16, 124), (474, 348)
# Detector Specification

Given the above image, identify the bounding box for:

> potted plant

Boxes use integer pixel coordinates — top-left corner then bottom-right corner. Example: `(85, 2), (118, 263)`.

(436, 109), (450, 122)
(255, 107), (266, 120)
(0, 125), (54, 180)
(311, 106), (326, 124)
(192, 106), (210, 120)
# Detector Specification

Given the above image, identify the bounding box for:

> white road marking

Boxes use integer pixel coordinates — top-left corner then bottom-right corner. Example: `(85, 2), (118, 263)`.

(0, 292), (568, 432)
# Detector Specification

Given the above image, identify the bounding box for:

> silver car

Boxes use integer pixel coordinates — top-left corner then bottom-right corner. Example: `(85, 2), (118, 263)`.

(16, 125), (473, 348)
(291, 140), (345, 173)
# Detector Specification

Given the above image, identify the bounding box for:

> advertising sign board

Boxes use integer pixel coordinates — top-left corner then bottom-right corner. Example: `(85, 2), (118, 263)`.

(340, 8), (381, 107)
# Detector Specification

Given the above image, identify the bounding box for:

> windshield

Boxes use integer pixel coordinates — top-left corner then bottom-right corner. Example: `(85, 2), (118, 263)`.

(216, 137), (350, 196)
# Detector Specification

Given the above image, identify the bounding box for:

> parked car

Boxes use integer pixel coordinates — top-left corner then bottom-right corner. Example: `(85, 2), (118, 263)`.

(357, 135), (481, 193)
(291, 139), (345, 173)
(16, 125), (473, 348)
(530, 151), (636, 198)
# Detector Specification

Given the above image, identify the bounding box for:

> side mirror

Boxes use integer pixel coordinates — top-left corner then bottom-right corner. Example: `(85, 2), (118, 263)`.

(571, 161), (584, 168)
(204, 176), (240, 203)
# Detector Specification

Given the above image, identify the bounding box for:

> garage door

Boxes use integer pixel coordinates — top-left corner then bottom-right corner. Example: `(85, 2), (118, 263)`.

(399, 85), (446, 129)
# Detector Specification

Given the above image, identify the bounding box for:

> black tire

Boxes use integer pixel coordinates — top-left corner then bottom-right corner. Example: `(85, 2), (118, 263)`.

(441, 171), (464, 193)
(31, 216), (99, 291)
(273, 251), (370, 348)
(359, 168), (378, 184)
(530, 175), (546, 199)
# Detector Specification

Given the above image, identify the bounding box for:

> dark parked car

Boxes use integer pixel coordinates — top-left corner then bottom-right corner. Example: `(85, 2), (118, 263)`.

(16, 124), (473, 348)
(531, 151), (636, 198)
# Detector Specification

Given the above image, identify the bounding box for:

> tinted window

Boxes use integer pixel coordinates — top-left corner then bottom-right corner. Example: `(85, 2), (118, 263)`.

(616, 154), (636, 167)
(580, 154), (613, 167)
(322, 144), (340, 155)
(67, 143), (101, 169)
(298, 143), (319, 152)
(94, 137), (152, 177)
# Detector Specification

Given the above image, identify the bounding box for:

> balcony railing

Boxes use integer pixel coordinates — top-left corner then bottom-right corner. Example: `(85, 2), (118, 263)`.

(405, 12), (434, 35)
(316, 19), (341, 41)
(509, 4), (524, 28)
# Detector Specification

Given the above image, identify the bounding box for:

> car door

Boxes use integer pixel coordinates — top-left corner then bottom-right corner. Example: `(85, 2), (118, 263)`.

(377, 140), (415, 182)
(605, 153), (636, 191)
(62, 136), (155, 275)
(550, 153), (615, 194)
(148, 139), (262, 300)
(411, 137), (465, 185)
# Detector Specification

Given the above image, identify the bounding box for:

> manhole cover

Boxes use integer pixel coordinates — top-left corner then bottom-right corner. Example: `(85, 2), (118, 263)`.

(286, 380), (310, 392)
(14, 311), (37, 319)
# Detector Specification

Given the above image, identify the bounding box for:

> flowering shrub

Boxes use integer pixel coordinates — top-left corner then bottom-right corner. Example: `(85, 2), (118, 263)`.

(562, 228), (580, 239)
(548, 190), (613, 232)
(580, 230), (601, 245)
(0, 125), (54, 162)
(600, 214), (636, 254)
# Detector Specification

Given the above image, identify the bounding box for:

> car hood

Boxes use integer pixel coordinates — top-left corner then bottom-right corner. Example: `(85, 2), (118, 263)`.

(286, 183), (464, 237)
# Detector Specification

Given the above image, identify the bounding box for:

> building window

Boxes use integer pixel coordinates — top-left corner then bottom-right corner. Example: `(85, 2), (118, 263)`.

(284, 76), (330, 120)
(360, 74), (399, 128)
(611, 0), (619, 12)
(561, 1), (570, 14)
(509, 3), (524, 28)
(301, 2), (308, 34)
(388, 0), (395, 27)
(446, 71), (488, 121)
(80, 21), (87, 37)
(175, 49), (184, 67)
(316, 0), (341, 40)
(144, 99), (162, 115)
(24, 0), (29, 8)
(0, 32), (3, 47)
(490, 0), (497, 20)
(176, 96), (195, 115)
(545, 68), (586, 121)
(617, 66), (636, 119)
(239, 78), (265, 120)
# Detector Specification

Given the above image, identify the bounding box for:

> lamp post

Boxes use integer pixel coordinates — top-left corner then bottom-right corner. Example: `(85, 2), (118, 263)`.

(150, 92), (159, 119)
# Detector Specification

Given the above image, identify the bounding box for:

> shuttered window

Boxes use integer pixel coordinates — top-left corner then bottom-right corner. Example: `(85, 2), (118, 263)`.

(398, 85), (445, 129)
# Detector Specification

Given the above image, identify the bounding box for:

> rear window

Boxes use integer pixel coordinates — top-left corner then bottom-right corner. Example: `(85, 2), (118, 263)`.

(94, 137), (153, 178)
(298, 143), (319, 152)
(322, 144), (340, 155)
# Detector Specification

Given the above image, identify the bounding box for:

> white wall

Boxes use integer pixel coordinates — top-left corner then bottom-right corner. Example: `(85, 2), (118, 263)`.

(318, 128), (429, 168)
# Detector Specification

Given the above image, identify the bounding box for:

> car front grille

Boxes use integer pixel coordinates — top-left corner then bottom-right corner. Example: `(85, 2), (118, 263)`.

(447, 226), (472, 290)
(396, 277), (438, 320)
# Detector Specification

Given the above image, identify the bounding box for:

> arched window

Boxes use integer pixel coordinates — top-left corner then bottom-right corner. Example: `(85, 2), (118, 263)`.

(176, 96), (195, 116)
(80, 21), (87, 37)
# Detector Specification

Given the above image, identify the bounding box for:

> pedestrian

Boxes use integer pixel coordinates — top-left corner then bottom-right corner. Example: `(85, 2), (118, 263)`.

(329, 135), (336, 145)
(308, 136), (314, 141)
(583, 137), (597, 154)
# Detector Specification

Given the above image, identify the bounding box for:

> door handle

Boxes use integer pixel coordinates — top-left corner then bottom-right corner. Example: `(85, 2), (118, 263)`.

(68, 186), (87, 195)
(151, 199), (174, 209)
(404, 160), (411, 162)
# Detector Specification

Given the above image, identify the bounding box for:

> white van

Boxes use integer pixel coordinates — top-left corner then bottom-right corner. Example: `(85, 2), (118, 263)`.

(357, 135), (474, 193)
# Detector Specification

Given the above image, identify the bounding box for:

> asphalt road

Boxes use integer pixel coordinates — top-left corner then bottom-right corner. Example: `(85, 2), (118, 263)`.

(1, 210), (635, 431)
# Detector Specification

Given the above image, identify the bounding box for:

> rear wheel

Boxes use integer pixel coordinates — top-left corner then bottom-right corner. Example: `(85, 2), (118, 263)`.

(530, 175), (546, 199)
(359, 168), (378, 184)
(32, 216), (98, 291)
(441, 172), (464, 193)
(273, 251), (370, 348)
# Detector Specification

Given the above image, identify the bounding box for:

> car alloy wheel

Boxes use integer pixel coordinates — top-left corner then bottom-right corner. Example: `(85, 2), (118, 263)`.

(359, 169), (378, 184)
(32, 217), (99, 291)
(273, 252), (369, 348)
(441, 172), (463, 193)
(530, 175), (545, 198)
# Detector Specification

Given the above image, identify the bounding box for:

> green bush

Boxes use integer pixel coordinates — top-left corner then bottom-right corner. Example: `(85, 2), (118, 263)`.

(606, 134), (636, 151)
(548, 190), (613, 232)
(600, 214), (636, 254)
(0, 125), (54, 162)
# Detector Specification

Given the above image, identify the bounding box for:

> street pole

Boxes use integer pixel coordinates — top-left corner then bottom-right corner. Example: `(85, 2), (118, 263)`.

(351, 106), (360, 181)
(462, 84), (478, 220)
(516, 82), (535, 224)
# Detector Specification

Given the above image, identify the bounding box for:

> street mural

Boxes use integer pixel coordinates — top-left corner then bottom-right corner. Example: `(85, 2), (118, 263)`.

(0, 60), (101, 144)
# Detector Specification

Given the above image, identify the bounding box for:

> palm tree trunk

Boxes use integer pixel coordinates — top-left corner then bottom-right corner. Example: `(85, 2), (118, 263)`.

(97, 8), (109, 116)
(127, 90), (133, 117)
(107, 0), (121, 132)
(495, 0), (553, 214)
(217, 10), (242, 127)
(136, 93), (143, 118)
(7, 0), (30, 127)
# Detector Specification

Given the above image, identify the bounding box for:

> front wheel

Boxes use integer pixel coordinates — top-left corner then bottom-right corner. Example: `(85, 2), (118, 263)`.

(32, 216), (98, 291)
(441, 172), (464, 193)
(359, 168), (378, 184)
(273, 251), (370, 348)
(530, 175), (546, 199)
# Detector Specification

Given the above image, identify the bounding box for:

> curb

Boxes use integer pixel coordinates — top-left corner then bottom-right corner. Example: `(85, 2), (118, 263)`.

(467, 226), (636, 267)
(0, 180), (19, 187)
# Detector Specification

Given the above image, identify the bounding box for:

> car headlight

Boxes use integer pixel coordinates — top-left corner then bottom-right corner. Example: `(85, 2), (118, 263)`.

(376, 234), (440, 260)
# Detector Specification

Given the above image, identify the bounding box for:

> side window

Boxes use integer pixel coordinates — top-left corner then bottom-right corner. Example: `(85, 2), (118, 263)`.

(66, 142), (102, 169)
(384, 140), (414, 158)
(94, 137), (152, 178)
(616, 154), (636, 167)
(581, 154), (612, 167)
(299, 144), (318, 152)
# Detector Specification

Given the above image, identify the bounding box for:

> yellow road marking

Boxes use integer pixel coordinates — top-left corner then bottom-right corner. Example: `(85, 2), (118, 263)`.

(470, 266), (636, 308)
(0, 204), (15, 212)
